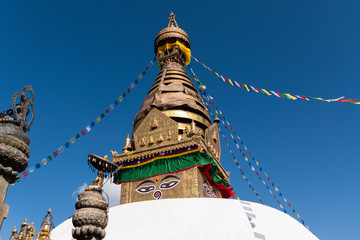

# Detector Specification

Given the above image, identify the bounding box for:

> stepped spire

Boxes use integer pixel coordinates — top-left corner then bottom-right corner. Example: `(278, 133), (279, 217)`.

(134, 13), (210, 140)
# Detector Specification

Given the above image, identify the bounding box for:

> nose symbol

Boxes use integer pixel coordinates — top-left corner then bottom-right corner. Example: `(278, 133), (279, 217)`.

(153, 190), (162, 200)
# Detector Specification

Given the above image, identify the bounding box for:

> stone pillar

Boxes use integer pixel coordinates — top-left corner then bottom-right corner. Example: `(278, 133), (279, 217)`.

(0, 86), (35, 231)
(72, 172), (108, 240)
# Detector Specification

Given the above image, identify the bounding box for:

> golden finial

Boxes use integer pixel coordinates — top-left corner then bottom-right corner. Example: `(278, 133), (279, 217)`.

(168, 12), (179, 28)
(122, 134), (132, 153)
(38, 218), (51, 239)
(8, 226), (17, 240)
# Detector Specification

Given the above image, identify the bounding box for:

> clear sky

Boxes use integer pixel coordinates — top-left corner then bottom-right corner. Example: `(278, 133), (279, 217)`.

(1, 1), (360, 239)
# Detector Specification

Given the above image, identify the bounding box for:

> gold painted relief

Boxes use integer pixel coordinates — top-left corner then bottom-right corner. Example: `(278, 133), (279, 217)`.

(205, 123), (221, 161)
(133, 108), (178, 151)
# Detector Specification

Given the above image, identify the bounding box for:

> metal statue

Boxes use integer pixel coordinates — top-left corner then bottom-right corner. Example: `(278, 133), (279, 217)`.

(0, 86), (35, 230)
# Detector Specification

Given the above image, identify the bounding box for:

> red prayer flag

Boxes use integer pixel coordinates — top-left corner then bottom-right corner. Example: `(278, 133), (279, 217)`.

(127, 87), (131, 93)
(105, 109), (110, 114)
(81, 129), (86, 135)
(22, 171), (28, 178)
(53, 151), (58, 157)
(337, 99), (357, 102)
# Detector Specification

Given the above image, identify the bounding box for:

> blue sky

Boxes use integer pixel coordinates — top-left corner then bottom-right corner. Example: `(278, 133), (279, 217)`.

(1, 1), (360, 239)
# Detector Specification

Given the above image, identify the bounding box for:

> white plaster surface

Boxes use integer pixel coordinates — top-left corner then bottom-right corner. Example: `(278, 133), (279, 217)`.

(51, 198), (318, 240)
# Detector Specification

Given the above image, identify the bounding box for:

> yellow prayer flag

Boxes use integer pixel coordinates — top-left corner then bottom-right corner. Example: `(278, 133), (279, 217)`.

(256, 161), (259, 165)
(314, 97), (331, 102)
(233, 159), (237, 163)
(280, 204), (283, 208)
(237, 136), (240, 139)
(70, 138), (75, 144)
(231, 134), (234, 139)
(138, 74), (142, 80)
(118, 96), (123, 102)
(228, 79), (234, 86)
(216, 110), (219, 114)
(215, 72), (219, 77)
(244, 84), (250, 92)
(297, 214), (300, 218)
(263, 181), (265, 185)
(261, 89), (272, 96)
(41, 159), (47, 165)
(284, 93), (297, 100)
(237, 197), (240, 200)
(245, 157), (248, 161)
(352, 102), (360, 104)
(219, 111), (222, 115)
(96, 117), (100, 122)
(200, 85), (206, 90)
(243, 175), (246, 179)
(275, 187), (279, 192)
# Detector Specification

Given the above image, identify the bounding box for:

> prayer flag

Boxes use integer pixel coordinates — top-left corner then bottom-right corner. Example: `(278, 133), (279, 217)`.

(270, 91), (281, 97)
(96, 117), (100, 122)
(81, 129), (86, 135)
(35, 163), (41, 169)
(122, 92), (126, 97)
(41, 159), (47, 165)
(70, 138), (75, 143)
(234, 81), (243, 88)
(261, 89), (272, 95)
(142, 70), (146, 75)
(65, 142), (70, 148)
(101, 113), (105, 119)
(118, 96), (123, 102)
(138, 74), (142, 80)
(135, 79), (138, 85)
(127, 87), (131, 93)
(91, 121), (95, 127)
(22, 171), (28, 178)
(29, 167), (34, 173)
(284, 93), (297, 100)
(150, 61), (153, 66)
(114, 100), (118, 106)
(146, 66), (149, 71)
(86, 125), (91, 132)
(59, 146), (64, 153)
(110, 104), (114, 110)
(250, 86), (259, 93)
(105, 109), (109, 114)
(131, 83), (135, 89)
(47, 155), (52, 161)
(244, 84), (250, 92)
(76, 134), (80, 140)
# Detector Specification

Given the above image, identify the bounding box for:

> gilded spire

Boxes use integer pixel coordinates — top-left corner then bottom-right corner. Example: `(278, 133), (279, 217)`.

(133, 13), (211, 139)
(168, 12), (179, 27)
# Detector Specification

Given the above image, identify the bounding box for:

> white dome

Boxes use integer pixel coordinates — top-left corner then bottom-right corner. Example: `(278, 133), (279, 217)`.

(51, 198), (318, 240)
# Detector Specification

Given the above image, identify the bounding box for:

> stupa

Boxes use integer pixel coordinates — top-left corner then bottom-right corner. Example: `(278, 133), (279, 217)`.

(50, 13), (318, 240)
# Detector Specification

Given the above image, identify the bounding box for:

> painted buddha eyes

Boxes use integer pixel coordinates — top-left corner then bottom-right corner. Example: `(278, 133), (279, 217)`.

(135, 175), (181, 197)
(136, 185), (155, 193)
(160, 180), (179, 189)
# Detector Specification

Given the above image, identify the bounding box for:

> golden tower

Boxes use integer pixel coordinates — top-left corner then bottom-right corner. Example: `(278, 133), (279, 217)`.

(110, 13), (233, 204)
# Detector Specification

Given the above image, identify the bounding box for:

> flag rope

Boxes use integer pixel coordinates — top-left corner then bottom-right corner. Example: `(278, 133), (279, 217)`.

(14, 57), (157, 184)
(187, 66), (264, 204)
(192, 55), (359, 105)
(188, 65), (311, 231)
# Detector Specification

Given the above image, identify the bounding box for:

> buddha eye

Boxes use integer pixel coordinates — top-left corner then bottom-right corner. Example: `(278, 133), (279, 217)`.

(160, 180), (179, 189)
(212, 190), (218, 198)
(136, 185), (155, 193)
(203, 183), (211, 196)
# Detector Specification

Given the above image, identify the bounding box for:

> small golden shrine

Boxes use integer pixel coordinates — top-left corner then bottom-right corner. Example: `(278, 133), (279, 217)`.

(8, 209), (53, 240)
(88, 12), (234, 204)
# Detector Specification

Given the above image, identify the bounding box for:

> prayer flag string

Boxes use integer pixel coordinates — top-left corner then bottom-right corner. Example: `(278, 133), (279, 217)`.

(192, 55), (359, 105)
(188, 65), (311, 231)
(187, 66), (264, 205)
(14, 57), (157, 184)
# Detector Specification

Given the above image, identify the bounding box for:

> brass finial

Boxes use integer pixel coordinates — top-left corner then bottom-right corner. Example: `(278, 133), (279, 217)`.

(9, 226), (17, 240)
(168, 12), (179, 28)
(38, 218), (51, 239)
(122, 134), (132, 153)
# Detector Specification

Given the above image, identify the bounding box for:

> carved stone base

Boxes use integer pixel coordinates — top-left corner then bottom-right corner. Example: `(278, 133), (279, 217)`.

(72, 191), (108, 240)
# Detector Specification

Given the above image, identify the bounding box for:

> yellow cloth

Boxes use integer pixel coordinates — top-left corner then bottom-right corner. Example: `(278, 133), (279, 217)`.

(244, 84), (250, 92)
(228, 79), (234, 86)
(156, 40), (191, 66)
(284, 93), (297, 100)
(261, 89), (272, 95)
(70, 138), (75, 143)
